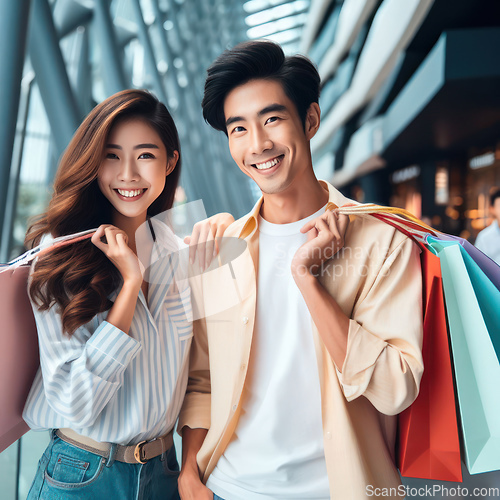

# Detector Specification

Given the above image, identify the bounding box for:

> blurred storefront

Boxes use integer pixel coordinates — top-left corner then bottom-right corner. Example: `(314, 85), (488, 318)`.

(304, 0), (500, 241)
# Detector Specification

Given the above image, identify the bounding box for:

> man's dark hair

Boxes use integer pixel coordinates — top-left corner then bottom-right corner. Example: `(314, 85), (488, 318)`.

(202, 40), (321, 134)
(491, 188), (500, 206)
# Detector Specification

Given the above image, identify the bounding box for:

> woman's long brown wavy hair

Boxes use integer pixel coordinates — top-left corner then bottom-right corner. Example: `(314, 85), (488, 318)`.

(25, 89), (182, 335)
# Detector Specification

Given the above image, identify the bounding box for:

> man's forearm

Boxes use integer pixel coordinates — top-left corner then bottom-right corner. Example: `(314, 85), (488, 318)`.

(181, 426), (208, 474)
(294, 271), (349, 371)
(179, 427), (212, 500)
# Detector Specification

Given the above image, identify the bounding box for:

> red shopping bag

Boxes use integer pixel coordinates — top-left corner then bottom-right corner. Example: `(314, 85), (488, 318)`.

(397, 248), (462, 481)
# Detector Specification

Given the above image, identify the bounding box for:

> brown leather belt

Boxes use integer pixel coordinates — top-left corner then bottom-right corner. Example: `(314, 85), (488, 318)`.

(56, 428), (174, 464)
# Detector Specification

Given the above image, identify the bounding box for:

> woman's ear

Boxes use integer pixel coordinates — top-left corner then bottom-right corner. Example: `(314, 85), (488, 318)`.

(166, 150), (179, 176)
(305, 103), (321, 140)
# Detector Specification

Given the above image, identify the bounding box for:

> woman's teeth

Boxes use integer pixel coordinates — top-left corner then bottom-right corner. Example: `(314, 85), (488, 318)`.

(117, 189), (143, 198)
(255, 156), (281, 170)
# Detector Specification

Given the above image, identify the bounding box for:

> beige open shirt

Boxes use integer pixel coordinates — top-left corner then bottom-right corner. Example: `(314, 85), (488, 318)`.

(178, 181), (424, 499)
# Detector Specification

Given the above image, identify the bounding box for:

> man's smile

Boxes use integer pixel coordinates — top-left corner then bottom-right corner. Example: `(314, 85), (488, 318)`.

(250, 154), (284, 171)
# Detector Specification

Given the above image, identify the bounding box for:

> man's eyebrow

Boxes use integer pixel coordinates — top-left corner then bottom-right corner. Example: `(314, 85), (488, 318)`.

(225, 104), (288, 128)
(258, 104), (288, 116)
(105, 143), (160, 150)
(225, 116), (244, 128)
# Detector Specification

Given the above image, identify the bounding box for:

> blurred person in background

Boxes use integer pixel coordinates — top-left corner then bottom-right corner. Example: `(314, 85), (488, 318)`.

(475, 188), (500, 265)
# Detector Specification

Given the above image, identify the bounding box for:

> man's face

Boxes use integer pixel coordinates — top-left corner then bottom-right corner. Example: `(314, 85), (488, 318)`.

(223, 79), (318, 195)
(492, 197), (500, 224)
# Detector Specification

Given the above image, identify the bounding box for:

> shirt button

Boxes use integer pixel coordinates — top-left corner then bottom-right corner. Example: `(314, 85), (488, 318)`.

(326, 431), (332, 440)
(242, 317), (249, 324)
(232, 404), (237, 412)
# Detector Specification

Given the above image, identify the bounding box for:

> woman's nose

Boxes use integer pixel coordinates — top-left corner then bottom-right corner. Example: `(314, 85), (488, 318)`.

(117, 158), (140, 182)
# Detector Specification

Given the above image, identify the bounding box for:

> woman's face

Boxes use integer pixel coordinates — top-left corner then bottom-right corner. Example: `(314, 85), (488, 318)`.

(98, 117), (178, 225)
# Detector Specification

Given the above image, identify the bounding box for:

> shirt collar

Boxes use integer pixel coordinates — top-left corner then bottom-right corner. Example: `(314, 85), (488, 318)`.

(238, 180), (352, 240)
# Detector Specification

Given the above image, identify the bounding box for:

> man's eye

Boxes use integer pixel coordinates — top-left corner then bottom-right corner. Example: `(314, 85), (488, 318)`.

(233, 126), (245, 133)
(266, 116), (279, 124)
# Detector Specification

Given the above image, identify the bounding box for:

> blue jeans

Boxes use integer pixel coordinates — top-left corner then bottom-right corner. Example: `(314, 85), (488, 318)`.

(213, 496), (225, 500)
(27, 431), (180, 500)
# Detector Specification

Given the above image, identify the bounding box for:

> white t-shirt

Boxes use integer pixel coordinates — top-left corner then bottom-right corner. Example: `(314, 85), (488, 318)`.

(207, 206), (330, 500)
(475, 220), (500, 265)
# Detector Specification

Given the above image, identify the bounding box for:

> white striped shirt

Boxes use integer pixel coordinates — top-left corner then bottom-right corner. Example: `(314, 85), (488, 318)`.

(23, 223), (193, 446)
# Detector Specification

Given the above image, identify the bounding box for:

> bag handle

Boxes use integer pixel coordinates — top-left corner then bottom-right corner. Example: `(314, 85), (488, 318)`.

(1, 228), (97, 273)
(327, 202), (439, 245)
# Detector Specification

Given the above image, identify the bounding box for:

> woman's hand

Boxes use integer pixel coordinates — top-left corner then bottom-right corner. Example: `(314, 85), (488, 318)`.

(184, 212), (235, 271)
(91, 225), (142, 286)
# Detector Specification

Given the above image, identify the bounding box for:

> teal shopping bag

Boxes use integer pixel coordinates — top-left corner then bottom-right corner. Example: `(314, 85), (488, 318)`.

(427, 237), (500, 475)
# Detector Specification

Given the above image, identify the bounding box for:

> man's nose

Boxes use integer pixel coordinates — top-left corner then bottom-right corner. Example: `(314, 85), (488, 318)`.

(249, 127), (273, 155)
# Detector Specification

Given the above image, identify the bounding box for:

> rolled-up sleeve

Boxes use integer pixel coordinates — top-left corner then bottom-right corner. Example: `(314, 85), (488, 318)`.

(177, 317), (211, 432)
(336, 237), (424, 415)
(177, 272), (211, 434)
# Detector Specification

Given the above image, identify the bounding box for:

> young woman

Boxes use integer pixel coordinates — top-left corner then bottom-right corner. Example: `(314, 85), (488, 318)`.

(23, 89), (232, 499)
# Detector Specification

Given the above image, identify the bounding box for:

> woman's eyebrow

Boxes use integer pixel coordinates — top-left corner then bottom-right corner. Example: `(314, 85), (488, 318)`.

(134, 143), (160, 150)
(105, 143), (160, 150)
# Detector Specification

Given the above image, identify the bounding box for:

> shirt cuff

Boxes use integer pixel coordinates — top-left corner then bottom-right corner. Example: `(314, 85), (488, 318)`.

(85, 321), (141, 380)
(177, 393), (211, 435)
(337, 319), (387, 400)
(335, 367), (360, 399)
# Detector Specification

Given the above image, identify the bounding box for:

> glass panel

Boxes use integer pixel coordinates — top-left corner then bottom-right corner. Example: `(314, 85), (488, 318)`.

(19, 431), (51, 500)
(0, 441), (18, 500)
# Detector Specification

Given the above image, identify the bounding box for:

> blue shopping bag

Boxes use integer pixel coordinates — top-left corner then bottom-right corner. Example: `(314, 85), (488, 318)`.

(427, 236), (500, 475)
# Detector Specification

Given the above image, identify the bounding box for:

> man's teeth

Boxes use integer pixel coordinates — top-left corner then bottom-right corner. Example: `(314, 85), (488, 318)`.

(255, 157), (281, 170)
(117, 189), (143, 198)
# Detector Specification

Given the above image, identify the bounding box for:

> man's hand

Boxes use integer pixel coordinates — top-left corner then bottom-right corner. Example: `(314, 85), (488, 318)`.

(178, 465), (213, 500)
(291, 209), (349, 280)
(179, 427), (212, 499)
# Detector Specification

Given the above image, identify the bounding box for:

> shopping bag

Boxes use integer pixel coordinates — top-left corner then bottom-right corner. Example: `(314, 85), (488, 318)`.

(333, 203), (463, 481)
(0, 265), (38, 452)
(437, 233), (500, 292)
(0, 229), (96, 453)
(427, 237), (500, 475)
(397, 248), (462, 481)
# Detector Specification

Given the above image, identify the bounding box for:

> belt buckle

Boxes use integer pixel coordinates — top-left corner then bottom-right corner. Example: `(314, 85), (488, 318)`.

(134, 440), (148, 464)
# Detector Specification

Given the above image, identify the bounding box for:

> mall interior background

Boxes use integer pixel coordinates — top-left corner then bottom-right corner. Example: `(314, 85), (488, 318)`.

(1, 0), (500, 498)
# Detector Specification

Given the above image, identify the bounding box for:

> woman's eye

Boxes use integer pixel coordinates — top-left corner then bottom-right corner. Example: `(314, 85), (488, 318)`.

(139, 152), (155, 159)
(105, 152), (118, 159)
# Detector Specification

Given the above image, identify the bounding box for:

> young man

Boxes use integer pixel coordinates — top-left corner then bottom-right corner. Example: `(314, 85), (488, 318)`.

(178, 41), (423, 499)
(475, 188), (500, 265)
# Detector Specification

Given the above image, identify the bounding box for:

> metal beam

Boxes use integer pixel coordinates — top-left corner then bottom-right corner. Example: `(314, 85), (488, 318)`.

(0, 75), (34, 262)
(129, 0), (167, 104)
(0, 0), (31, 245)
(54, 0), (93, 39)
(29, 0), (81, 158)
(93, 0), (129, 95)
(75, 26), (93, 116)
